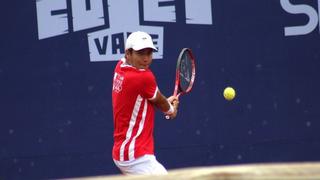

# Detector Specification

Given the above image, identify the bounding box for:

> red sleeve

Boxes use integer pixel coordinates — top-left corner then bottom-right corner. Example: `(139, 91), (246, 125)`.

(141, 71), (158, 100)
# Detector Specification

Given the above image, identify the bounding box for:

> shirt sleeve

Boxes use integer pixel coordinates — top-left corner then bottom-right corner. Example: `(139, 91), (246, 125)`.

(141, 71), (158, 100)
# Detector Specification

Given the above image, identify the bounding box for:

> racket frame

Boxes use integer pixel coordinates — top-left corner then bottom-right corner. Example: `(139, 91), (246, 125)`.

(165, 48), (196, 119)
(173, 48), (196, 97)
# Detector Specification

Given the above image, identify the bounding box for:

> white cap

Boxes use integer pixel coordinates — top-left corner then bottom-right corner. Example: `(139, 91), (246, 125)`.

(125, 31), (157, 51)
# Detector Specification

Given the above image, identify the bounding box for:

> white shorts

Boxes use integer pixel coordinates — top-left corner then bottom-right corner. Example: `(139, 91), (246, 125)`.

(113, 155), (168, 175)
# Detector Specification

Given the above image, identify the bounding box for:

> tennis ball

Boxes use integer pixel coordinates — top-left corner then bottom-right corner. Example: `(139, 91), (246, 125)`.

(223, 87), (236, 101)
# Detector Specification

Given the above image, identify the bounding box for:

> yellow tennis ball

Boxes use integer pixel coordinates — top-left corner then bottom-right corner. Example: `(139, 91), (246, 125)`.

(223, 87), (236, 101)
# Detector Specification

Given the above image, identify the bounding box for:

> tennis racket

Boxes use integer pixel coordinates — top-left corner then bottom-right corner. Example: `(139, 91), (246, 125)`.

(166, 48), (196, 119)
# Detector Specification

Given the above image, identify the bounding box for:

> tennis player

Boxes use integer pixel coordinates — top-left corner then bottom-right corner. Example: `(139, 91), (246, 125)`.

(112, 31), (179, 175)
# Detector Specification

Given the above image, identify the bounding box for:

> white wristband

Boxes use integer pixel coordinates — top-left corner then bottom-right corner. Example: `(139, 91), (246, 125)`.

(164, 103), (174, 115)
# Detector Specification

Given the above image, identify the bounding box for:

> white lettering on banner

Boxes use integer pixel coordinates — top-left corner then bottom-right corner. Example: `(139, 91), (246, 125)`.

(88, 28), (163, 61)
(143, 0), (176, 22)
(36, 0), (68, 39)
(88, 0), (163, 61)
(280, 0), (319, 36)
(185, 0), (212, 24)
(36, 0), (213, 62)
(71, 0), (105, 31)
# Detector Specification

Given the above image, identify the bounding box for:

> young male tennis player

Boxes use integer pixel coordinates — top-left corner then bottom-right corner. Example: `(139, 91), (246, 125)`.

(112, 31), (179, 175)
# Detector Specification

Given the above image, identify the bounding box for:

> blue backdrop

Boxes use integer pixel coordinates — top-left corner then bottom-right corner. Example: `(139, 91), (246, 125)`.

(1, 0), (320, 179)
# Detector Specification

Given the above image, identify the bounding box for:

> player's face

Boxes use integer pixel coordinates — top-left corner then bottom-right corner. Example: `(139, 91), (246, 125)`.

(130, 48), (153, 69)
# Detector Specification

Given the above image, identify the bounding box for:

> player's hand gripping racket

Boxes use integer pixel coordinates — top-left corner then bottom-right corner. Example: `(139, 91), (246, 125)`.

(166, 48), (196, 119)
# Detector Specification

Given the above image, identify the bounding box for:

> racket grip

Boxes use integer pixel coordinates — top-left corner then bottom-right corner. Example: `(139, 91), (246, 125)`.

(165, 115), (170, 119)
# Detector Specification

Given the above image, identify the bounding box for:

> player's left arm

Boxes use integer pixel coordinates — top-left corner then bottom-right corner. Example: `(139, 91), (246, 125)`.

(142, 72), (179, 119)
(150, 90), (179, 119)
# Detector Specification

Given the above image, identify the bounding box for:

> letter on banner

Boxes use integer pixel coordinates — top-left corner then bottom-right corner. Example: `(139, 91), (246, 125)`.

(185, 0), (212, 24)
(143, 0), (176, 22)
(88, 0), (164, 61)
(72, 0), (105, 31)
(36, 0), (68, 39)
(280, 0), (318, 36)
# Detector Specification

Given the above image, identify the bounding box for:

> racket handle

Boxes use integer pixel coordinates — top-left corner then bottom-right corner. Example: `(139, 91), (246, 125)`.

(165, 115), (170, 119)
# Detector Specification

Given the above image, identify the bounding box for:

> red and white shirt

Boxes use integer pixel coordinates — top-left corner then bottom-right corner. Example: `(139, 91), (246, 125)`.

(112, 58), (158, 161)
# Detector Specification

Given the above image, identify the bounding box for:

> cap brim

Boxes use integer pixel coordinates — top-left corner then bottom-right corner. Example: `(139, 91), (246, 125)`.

(132, 45), (158, 51)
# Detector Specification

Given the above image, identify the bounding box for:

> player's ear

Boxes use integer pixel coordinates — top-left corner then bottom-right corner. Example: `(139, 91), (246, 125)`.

(125, 48), (132, 59)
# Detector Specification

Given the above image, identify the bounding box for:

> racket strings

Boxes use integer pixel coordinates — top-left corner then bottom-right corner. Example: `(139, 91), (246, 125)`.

(179, 52), (193, 92)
